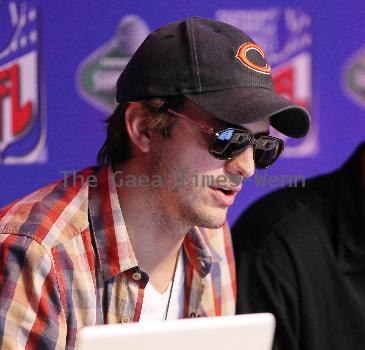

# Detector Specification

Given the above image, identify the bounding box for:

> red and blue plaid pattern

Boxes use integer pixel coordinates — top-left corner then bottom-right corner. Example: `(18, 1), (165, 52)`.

(0, 166), (236, 349)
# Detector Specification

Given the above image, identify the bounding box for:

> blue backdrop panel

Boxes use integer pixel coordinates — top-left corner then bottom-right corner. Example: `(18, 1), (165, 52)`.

(0, 0), (364, 225)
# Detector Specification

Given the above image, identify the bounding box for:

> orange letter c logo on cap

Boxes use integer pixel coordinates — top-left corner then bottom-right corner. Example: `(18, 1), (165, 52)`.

(236, 42), (271, 75)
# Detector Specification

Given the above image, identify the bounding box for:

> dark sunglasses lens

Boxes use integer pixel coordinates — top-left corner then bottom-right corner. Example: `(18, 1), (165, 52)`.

(210, 129), (252, 159)
(254, 137), (283, 168)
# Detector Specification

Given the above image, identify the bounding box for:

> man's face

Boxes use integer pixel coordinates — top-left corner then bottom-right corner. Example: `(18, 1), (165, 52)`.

(147, 100), (270, 229)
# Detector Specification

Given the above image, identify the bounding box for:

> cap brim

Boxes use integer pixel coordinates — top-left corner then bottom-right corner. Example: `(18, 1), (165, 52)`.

(185, 87), (310, 138)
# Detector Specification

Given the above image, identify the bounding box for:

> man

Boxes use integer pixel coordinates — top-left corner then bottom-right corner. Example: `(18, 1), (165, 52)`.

(0, 17), (309, 349)
(233, 142), (365, 350)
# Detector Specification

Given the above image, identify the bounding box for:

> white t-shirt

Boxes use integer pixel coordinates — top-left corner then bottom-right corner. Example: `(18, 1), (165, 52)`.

(139, 250), (185, 321)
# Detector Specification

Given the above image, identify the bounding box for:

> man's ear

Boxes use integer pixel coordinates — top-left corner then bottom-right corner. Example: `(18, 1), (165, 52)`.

(124, 102), (152, 154)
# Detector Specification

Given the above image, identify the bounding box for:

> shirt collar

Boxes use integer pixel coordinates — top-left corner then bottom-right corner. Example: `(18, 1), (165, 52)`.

(183, 227), (222, 277)
(89, 165), (221, 281)
(88, 165), (138, 280)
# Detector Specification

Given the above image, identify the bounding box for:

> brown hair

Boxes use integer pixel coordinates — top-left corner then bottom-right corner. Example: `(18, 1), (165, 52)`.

(97, 96), (184, 166)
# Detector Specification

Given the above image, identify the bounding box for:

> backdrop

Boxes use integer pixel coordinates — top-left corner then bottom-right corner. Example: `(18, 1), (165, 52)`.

(1, 0), (364, 225)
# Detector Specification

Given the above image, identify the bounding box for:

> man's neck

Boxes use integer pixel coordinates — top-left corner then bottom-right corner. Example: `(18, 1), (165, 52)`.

(114, 164), (189, 293)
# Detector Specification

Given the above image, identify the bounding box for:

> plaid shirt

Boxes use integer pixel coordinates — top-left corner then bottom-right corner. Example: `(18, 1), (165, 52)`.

(0, 166), (236, 350)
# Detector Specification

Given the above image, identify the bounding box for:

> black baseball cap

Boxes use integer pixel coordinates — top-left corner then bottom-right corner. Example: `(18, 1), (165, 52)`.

(116, 17), (310, 138)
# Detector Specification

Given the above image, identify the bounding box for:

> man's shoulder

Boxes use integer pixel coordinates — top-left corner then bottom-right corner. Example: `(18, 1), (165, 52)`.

(0, 167), (97, 249)
(232, 170), (339, 256)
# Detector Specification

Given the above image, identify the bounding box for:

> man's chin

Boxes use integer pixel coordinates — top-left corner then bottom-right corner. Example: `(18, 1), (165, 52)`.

(181, 201), (228, 229)
(194, 210), (227, 229)
(203, 222), (225, 229)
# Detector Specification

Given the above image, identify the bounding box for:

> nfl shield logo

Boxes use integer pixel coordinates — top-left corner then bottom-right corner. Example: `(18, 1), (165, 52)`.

(0, 0), (46, 164)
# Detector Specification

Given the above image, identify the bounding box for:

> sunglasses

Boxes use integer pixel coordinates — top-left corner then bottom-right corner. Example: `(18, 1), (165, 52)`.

(167, 109), (284, 169)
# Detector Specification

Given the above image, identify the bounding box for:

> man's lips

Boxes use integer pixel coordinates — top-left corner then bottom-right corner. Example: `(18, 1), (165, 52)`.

(209, 186), (241, 206)
(210, 184), (242, 193)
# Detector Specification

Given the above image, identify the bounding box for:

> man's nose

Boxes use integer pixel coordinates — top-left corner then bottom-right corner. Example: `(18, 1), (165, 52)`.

(225, 146), (255, 179)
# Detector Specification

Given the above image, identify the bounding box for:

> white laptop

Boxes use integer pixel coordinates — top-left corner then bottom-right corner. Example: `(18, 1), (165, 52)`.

(75, 313), (275, 350)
